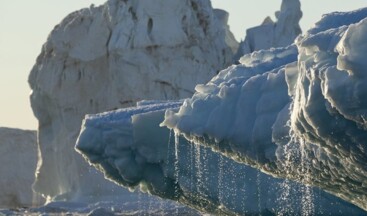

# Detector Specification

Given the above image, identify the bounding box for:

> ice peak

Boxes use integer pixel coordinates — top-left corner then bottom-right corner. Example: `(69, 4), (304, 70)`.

(234, 0), (302, 61)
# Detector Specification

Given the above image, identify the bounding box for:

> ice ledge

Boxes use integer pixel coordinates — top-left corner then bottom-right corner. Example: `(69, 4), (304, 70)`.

(76, 101), (365, 215)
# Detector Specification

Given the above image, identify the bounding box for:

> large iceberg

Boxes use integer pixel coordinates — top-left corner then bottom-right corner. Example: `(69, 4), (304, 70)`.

(0, 128), (43, 207)
(29, 0), (236, 201)
(163, 8), (367, 211)
(77, 7), (367, 214)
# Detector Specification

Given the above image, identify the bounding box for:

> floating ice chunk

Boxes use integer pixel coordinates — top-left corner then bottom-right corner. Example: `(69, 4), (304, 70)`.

(77, 100), (365, 215)
(163, 7), (367, 211)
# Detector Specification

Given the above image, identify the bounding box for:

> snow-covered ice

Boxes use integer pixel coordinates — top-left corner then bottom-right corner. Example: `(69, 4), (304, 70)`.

(234, 0), (302, 61)
(73, 4), (367, 215)
(162, 8), (367, 211)
(14, 0), (367, 214)
(76, 101), (366, 215)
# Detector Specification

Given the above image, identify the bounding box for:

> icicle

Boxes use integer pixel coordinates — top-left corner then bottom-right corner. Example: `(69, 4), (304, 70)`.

(190, 140), (194, 200)
(218, 154), (224, 205)
(256, 170), (262, 215)
(238, 166), (247, 213)
(200, 140), (209, 198)
(277, 117), (316, 215)
(278, 140), (297, 215)
(195, 142), (202, 195)
(166, 130), (173, 165)
(228, 159), (237, 209)
(300, 138), (314, 216)
(174, 132), (180, 215)
(137, 190), (143, 215)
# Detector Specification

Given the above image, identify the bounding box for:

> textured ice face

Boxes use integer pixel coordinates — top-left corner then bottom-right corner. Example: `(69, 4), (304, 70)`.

(290, 9), (367, 210)
(163, 45), (297, 168)
(234, 0), (302, 61)
(75, 8), (367, 214)
(163, 8), (367, 211)
(29, 0), (236, 201)
(76, 101), (365, 215)
(0, 128), (43, 207)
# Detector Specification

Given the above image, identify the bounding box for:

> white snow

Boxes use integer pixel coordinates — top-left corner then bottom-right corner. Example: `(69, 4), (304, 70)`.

(28, 0), (236, 203)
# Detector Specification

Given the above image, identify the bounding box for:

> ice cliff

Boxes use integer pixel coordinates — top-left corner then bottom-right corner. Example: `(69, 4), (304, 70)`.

(0, 128), (42, 207)
(234, 0), (302, 61)
(29, 0), (236, 201)
(76, 101), (365, 215)
(77, 7), (367, 214)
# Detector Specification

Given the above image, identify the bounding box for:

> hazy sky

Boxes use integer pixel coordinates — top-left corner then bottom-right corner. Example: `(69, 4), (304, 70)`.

(0, 0), (365, 130)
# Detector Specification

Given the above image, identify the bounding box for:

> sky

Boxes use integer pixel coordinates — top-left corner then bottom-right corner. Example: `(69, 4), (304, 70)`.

(0, 0), (365, 130)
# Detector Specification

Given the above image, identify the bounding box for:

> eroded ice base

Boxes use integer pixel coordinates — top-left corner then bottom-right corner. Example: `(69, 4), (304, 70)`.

(76, 101), (365, 215)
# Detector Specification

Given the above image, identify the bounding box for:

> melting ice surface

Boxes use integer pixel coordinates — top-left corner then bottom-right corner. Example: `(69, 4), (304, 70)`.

(76, 100), (365, 215)
(163, 8), (367, 211)
(76, 8), (367, 215)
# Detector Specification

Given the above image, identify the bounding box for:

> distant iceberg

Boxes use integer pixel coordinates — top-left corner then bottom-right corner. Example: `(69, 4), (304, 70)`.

(0, 128), (43, 207)
(77, 7), (367, 214)
(233, 0), (302, 61)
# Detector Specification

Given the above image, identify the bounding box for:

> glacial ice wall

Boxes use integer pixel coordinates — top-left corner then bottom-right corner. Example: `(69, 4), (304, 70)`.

(29, 0), (236, 201)
(163, 8), (367, 211)
(76, 101), (365, 215)
(0, 128), (43, 207)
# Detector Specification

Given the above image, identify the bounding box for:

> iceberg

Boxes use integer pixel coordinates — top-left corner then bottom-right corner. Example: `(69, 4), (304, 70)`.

(234, 0), (302, 61)
(77, 7), (367, 214)
(76, 101), (364, 215)
(0, 127), (43, 207)
(163, 8), (367, 211)
(29, 0), (236, 201)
